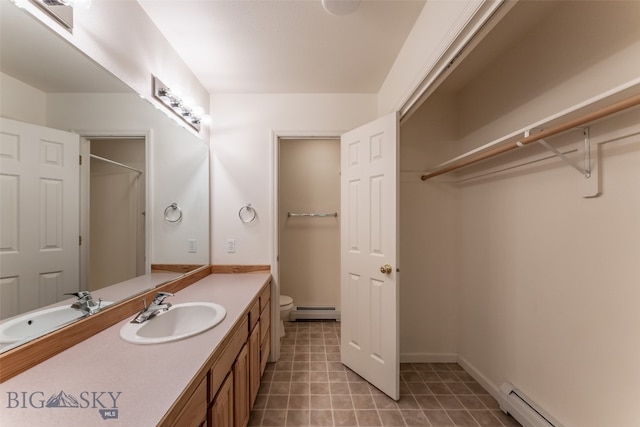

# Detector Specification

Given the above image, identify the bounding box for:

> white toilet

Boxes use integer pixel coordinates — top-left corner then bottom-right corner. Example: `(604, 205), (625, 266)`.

(279, 295), (294, 338)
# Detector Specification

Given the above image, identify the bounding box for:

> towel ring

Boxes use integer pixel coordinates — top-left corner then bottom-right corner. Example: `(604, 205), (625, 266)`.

(239, 203), (256, 223)
(164, 202), (183, 223)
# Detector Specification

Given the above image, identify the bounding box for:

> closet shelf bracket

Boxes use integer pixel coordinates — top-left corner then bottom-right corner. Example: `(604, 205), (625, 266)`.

(526, 128), (591, 178)
(527, 127), (599, 198)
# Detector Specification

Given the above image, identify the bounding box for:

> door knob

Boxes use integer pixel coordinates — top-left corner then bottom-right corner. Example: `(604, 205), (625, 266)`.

(380, 264), (392, 274)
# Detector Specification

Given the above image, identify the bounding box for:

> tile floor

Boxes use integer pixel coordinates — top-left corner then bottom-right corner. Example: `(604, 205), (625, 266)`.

(248, 321), (522, 427)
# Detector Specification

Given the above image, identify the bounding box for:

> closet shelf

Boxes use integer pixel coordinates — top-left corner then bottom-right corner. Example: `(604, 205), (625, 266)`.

(420, 91), (640, 181)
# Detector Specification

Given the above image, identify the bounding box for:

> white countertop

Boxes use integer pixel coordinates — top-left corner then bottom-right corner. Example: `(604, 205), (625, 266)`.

(0, 273), (271, 426)
(0, 272), (182, 354)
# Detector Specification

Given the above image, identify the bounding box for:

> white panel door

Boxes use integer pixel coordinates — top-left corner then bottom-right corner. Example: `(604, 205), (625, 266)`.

(0, 117), (80, 319)
(340, 112), (399, 400)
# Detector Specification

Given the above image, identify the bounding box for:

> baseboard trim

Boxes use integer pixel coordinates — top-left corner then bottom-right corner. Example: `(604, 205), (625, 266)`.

(456, 355), (501, 400)
(404, 353), (513, 418)
(400, 353), (458, 363)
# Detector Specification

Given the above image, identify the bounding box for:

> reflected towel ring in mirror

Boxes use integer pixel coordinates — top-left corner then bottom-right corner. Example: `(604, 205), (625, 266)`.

(239, 203), (257, 223)
(164, 202), (183, 223)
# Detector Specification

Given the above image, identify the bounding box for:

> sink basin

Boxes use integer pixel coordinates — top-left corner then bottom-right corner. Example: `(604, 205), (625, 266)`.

(0, 302), (114, 344)
(119, 302), (226, 345)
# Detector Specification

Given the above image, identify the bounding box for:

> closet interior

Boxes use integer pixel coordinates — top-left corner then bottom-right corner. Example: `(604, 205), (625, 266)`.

(399, 1), (640, 426)
(87, 138), (146, 291)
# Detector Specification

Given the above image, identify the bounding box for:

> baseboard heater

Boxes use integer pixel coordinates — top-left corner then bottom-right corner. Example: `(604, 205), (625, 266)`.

(499, 382), (563, 427)
(289, 306), (341, 321)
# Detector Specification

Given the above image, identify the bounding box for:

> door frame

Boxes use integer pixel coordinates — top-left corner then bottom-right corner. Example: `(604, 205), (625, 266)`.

(269, 130), (341, 362)
(79, 130), (151, 290)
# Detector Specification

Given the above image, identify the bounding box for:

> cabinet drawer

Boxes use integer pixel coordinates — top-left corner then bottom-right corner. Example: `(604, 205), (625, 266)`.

(260, 304), (270, 343)
(260, 329), (270, 376)
(174, 378), (207, 427)
(259, 282), (271, 312)
(210, 316), (248, 402)
(248, 299), (260, 333)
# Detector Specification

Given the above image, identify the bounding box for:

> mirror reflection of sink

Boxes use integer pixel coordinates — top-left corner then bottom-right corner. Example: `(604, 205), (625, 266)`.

(119, 302), (226, 345)
(0, 302), (114, 345)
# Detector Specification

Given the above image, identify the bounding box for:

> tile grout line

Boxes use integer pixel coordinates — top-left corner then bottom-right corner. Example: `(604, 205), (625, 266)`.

(256, 321), (517, 427)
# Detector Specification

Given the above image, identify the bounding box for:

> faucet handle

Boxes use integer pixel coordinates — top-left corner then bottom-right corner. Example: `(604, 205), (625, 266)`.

(152, 292), (174, 305)
(65, 291), (92, 301)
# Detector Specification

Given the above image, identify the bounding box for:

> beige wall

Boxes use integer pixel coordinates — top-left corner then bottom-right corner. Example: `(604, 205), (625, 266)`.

(278, 139), (340, 308)
(89, 139), (146, 291)
(399, 92), (460, 360)
(457, 111), (640, 427)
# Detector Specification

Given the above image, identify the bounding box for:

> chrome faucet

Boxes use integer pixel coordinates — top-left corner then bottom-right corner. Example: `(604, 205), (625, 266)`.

(65, 291), (103, 315)
(131, 292), (174, 324)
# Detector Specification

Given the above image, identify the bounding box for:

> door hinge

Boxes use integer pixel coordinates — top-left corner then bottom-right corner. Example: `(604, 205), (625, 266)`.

(79, 235), (82, 246)
(79, 155), (82, 165)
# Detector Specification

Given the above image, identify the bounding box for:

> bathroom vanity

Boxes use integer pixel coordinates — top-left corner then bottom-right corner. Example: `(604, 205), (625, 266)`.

(0, 273), (272, 427)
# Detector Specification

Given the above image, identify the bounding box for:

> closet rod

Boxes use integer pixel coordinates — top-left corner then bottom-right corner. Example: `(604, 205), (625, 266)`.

(421, 93), (640, 181)
(90, 154), (143, 174)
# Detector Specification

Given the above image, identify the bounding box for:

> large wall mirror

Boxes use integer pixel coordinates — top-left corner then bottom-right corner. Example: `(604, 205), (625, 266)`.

(0, 1), (210, 352)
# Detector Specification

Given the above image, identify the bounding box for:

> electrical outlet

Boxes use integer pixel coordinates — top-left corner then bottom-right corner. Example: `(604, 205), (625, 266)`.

(226, 239), (236, 253)
(188, 239), (197, 253)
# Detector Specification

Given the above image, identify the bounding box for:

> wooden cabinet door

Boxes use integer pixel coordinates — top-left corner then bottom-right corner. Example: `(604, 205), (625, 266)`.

(260, 329), (270, 376)
(210, 372), (234, 427)
(173, 378), (207, 427)
(234, 343), (250, 427)
(249, 323), (261, 407)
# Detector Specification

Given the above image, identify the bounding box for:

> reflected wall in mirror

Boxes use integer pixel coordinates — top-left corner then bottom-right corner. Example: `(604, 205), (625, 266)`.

(0, 0), (210, 352)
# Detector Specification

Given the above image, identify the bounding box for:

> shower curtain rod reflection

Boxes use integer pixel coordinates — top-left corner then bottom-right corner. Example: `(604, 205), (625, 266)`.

(287, 212), (338, 218)
(90, 154), (143, 174)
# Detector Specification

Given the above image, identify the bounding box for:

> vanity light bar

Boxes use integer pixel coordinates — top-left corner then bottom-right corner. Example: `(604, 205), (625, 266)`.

(29, 0), (74, 29)
(152, 76), (202, 132)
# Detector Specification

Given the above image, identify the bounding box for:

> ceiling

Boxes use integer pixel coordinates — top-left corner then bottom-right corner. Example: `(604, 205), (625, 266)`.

(138, 0), (426, 94)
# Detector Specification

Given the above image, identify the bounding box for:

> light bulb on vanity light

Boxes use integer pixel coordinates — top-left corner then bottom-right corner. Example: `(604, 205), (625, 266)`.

(321, 0), (361, 16)
(152, 76), (204, 132)
(191, 106), (205, 117)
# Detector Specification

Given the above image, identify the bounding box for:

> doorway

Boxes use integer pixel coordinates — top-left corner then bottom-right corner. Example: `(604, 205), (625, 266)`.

(271, 113), (400, 400)
(272, 135), (340, 360)
(80, 137), (146, 292)
(278, 138), (341, 316)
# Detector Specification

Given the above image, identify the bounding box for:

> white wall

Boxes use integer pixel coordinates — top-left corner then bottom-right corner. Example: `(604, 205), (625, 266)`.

(46, 93), (210, 265)
(0, 73), (46, 125)
(210, 93), (377, 265)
